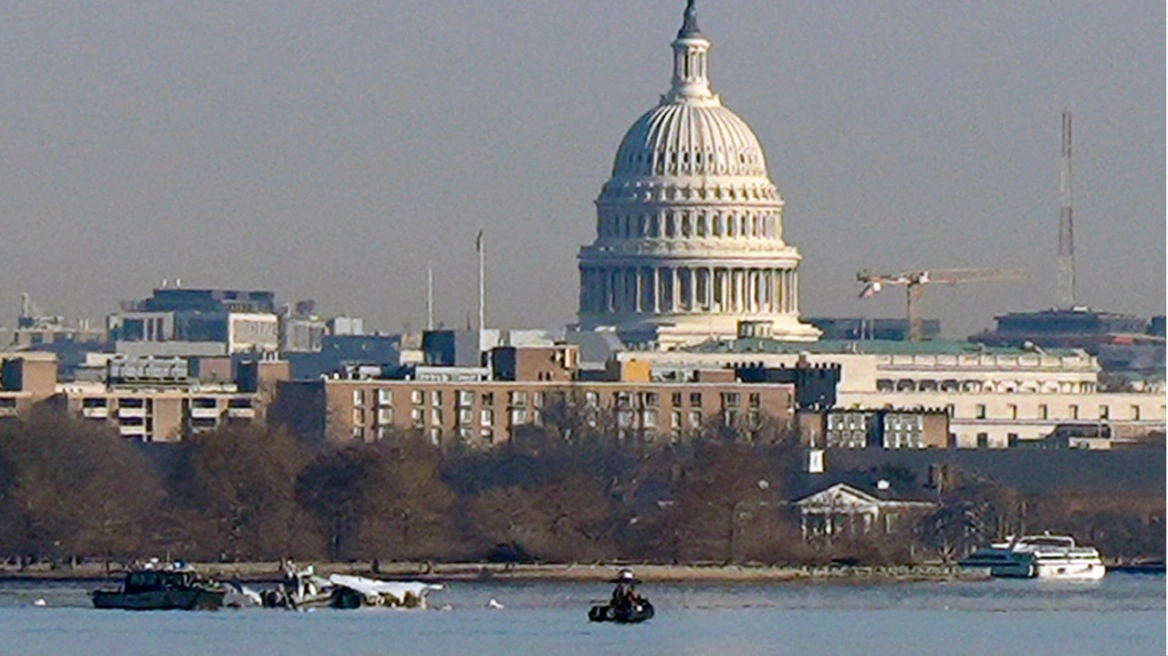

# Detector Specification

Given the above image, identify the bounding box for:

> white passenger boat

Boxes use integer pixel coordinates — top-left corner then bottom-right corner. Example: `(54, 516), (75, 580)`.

(960, 534), (1106, 580)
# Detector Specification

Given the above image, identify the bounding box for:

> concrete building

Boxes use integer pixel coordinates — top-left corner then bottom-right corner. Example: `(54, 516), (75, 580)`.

(575, 3), (819, 346)
(51, 358), (288, 442)
(970, 308), (1165, 390)
(618, 339), (1165, 448)
(108, 288), (280, 355)
(0, 353), (60, 420)
(273, 344), (796, 448)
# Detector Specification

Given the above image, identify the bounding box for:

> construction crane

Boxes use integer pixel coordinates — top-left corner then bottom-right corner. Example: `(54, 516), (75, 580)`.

(857, 268), (1027, 341)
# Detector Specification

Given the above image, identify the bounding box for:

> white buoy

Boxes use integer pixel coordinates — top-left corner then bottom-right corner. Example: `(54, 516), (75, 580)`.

(33, 598), (47, 607)
(486, 599), (504, 610)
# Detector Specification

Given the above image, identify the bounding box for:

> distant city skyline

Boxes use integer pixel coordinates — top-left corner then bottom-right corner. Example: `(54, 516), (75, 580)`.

(0, 1), (1162, 336)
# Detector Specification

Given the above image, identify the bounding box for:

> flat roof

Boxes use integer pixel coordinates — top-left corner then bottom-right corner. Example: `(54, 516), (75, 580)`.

(671, 339), (1084, 357)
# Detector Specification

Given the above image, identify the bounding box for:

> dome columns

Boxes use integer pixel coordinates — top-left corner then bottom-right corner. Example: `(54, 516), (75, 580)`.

(578, 262), (800, 319)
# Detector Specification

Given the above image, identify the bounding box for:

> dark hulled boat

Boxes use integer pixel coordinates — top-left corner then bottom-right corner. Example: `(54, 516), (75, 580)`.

(589, 599), (655, 623)
(92, 568), (226, 611)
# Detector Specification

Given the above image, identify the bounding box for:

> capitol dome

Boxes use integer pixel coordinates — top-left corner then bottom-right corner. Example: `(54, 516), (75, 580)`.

(576, 1), (820, 346)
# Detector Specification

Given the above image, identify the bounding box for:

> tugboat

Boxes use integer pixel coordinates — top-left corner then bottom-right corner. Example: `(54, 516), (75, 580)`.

(588, 569), (655, 624)
(92, 565), (226, 611)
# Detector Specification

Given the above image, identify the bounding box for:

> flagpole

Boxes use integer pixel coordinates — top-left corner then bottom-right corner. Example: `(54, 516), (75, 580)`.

(426, 261), (434, 331)
(477, 228), (485, 342)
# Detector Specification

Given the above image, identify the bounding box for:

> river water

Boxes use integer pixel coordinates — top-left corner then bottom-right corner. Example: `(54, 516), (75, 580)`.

(0, 574), (1162, 655)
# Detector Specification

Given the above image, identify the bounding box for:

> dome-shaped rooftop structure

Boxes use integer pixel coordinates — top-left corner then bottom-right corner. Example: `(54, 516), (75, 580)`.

(575, 1), (819, 347)
(612, 103), (769, 180)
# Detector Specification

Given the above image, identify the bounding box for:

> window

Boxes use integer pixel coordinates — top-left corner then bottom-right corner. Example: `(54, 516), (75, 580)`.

(352, 409), (364, 425)
(457, 390), (474, 407)
(432, 391), (442, 407)
(1132, 405), (1141, 421)
(351, 427), (364, 440)
(671, 411), (682, 429)
(411, 408), (424, 427)
(690, 393), (702, 407)
(671, 392), (683, 407)
(377, 389), (393, 406)
(509, 391), (527, 405)
(1069, 404), (1079, 420)
(643, 392), (659, 407)
(585, 391), (599, 406)
(459, 408), (473, 425)
(510, 408), (529, 425)
(1098, 405), (1109, 420)
(749, 393), (761, 409)
(411, 390), (424, 405)
(377, 407), (394, 425)
(975, 404), (987, 420)
(431, 409), (443, 426)
(643, 410), (658, 428)
(532, 392), (544, 408)
(722, 393), (741, 409)
(481, 392), (494, 406)
(481, 409), (495, 426)
(688, 410), (703, 427)
(1007, 404), (1018, 420)
(1038, 404), (1048, 420)
(429, 428), (442, 445)
(976, 433), (989, 448)
(352, 390), (364, 406)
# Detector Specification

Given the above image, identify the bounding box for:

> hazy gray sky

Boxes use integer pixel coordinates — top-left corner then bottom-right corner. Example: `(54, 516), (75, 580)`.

(1, 1), (1163, 337)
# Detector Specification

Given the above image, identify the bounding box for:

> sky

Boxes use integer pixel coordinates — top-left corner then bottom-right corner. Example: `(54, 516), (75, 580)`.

(0, 0), (1163, 337)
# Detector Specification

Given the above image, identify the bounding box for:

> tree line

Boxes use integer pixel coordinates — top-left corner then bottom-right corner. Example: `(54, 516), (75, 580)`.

(0, 410), (1161, 567)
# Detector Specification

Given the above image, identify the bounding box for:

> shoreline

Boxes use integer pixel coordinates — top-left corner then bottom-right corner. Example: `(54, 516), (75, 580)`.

(0, 561), (988, 584)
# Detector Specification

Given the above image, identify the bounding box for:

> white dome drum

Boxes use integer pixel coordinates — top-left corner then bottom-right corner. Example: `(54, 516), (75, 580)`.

(576, 1), (820, 347)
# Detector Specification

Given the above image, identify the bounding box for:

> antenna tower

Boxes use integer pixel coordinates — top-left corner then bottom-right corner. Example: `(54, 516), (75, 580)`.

(1056, 111), (1076, 309)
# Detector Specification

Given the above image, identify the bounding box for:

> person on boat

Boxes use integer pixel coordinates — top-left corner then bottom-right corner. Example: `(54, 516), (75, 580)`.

(610, 569), (639, 610)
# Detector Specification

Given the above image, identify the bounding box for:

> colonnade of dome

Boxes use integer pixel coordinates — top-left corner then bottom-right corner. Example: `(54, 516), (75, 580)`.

(579, 266), (799, 316)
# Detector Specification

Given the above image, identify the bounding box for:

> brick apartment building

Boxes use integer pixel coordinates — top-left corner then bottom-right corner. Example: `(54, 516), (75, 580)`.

(273, 344), (797, 448)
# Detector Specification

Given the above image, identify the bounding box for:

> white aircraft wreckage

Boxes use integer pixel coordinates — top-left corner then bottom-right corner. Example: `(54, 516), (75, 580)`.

(260, 564), (446, 610)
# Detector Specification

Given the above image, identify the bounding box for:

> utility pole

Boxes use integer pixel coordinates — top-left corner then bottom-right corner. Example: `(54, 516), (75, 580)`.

(426, 262), (434, 331)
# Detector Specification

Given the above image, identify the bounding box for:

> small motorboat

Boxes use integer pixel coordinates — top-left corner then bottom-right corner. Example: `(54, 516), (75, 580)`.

(92, 566), (226, 611)
(960, 533), (1106, 580)
(589, 598), (655, 624)
(589, 568), (655, 624)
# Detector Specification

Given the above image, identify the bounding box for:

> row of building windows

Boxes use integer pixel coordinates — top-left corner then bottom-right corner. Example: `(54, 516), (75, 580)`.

(965, 403), (1143, 421)
(875, 379), (1096, 394)
(598, 211), (776, 241)
(351, 388), (758, 412)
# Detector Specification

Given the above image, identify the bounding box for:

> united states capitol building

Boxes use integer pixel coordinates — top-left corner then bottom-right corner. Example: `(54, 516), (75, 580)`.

(576, 2), (819, 347)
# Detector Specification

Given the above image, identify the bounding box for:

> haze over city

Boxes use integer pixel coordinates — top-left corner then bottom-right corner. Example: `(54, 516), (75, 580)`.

(1, 0), (1162, 336)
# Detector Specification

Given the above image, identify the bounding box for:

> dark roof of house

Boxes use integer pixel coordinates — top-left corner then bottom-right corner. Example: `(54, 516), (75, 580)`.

(788, 469), (937, 504)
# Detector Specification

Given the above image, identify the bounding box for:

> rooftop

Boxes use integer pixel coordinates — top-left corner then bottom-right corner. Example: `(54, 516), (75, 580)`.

(674, 338), (1085, 358)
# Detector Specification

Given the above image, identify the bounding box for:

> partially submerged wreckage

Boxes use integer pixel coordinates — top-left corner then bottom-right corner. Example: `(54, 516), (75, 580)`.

(260, 564), (445, 610)
(92, 561), (445, 611)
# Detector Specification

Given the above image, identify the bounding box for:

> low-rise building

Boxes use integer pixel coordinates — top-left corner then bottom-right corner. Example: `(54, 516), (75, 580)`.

(272, 344), (796, 447)
(619, 339), (1165, 448)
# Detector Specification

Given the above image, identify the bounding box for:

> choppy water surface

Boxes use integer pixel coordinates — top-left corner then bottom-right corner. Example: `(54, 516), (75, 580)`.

(0, 574), (1162, 656)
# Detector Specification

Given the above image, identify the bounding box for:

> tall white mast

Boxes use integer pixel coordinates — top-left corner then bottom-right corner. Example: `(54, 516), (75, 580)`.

(426, 261), (434, 331)
(476, 228), (485, 339)
(1056, 110), (1076, 310)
